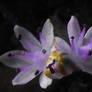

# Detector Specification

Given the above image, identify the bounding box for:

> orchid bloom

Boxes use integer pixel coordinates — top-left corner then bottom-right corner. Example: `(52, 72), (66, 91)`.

(0, 19), (69, 89)
(55, 16), (92, 75)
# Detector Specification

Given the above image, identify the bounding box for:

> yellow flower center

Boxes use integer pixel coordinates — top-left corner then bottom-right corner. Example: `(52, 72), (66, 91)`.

(47, 51), (63, 63)
(44, 68), (51, 77)
(45, 51), (63, 77)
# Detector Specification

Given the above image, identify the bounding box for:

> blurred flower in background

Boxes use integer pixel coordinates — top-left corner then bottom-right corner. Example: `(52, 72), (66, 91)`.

(56, 16), (92, 75)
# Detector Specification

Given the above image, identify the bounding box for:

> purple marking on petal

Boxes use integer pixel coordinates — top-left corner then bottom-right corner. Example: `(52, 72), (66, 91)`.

(39, 32), (46, 48)
(70, 37), (75, 50)
(21, 51), (31, 56)
(77, 27), (86, 47)
(42, 49), (47, 54)
(30, 51), (48, 71)
(81, 54), (89, 60)
(39, 32), (43, 42)
(79, 39), (92, 54)
(20, 66), (33, 71)
(12, 53), (32, 64)
(21, 38), (34, 49)
(52, 63), (56, 69)
(78, 41), (92, 60)
(8, 53), (15, 57)
(79, 27), (86, 41)
(35, 70), (39, 75)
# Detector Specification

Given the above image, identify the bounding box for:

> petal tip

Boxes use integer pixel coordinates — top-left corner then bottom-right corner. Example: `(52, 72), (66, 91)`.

(47, 18), (51, 22)
(14, 25), (19, 29)
(12, 79), (22, 86)
(12, 80), (17, 86)
(70, 16), (77, 22)
(14, 25), (20, 32)
(39, 81), (48, 89)
(46, 18), (53, 25)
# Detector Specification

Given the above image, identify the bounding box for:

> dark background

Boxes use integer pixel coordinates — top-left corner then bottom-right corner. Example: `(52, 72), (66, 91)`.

(0, 0), (92, 92)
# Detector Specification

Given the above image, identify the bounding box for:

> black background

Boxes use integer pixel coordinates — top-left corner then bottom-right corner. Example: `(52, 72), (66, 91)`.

(0, 0), (92, 92)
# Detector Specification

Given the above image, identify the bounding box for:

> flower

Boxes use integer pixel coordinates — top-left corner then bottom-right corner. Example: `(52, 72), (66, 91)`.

(0, 19), (67, 89)
(55, 16), (92, 75)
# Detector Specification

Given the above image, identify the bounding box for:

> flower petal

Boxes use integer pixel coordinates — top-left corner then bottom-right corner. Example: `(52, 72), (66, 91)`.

(78, 40), (92, 60)
(42, 19), (54, 51)
(12, 67), (40, 85)
(82, 58), (92, 74)
(39, 73), (52, 89)
(77, 27), (86, 47)
(14, 25), (41, 52)
(0, 50), (32, 68)
(39, 32), (46, 49)
(67, 16), (81, 44)
(84, 27), (92, 44)
(30, 51), (48, 71)
(55, 37), (71, 54)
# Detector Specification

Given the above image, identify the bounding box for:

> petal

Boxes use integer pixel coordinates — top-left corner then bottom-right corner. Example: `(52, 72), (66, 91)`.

(14, 25), (41, 52)
(12, 67), (40, 85)
(78, 40), (92, 60)
(55, 37), (71, 54)
(42, 19), (54, 51)
(67, 16), (81, 44)
(82, 58), (92, 74)
(39, 73), (52, 89)
(20, 66), (33, 71)
(77, 27), (86, 47)
(84, 26), (92, 44)
(30, 51), (48, 71)
(0, 50), (32, 68)
(39, 32), (46, 48)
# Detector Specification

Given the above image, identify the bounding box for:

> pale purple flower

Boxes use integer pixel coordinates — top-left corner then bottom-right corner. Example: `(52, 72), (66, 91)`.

(1, 19), (72, 89)
(55, 16), (92, 75)
(0, 19), (56, 88)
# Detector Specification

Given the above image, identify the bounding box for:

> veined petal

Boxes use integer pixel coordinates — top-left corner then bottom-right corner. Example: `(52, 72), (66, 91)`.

(39, 32), (46, 49)
(78, 41), (92, 60)
(67, 16), (81, 45)
(84, 27), (92, 44)
(20, 65), (33, 71)
(14, 25), (41, 52)
(39, 73), (52, 89)
(77, 27), (86, 47)
(55, 37), (71, 54)
(42, 19), (54, 51)
(30, 51), (48, 71)
(18, 38), (40, 52)
(12, 67), (40, 85)
(0, 50), (32, 68)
